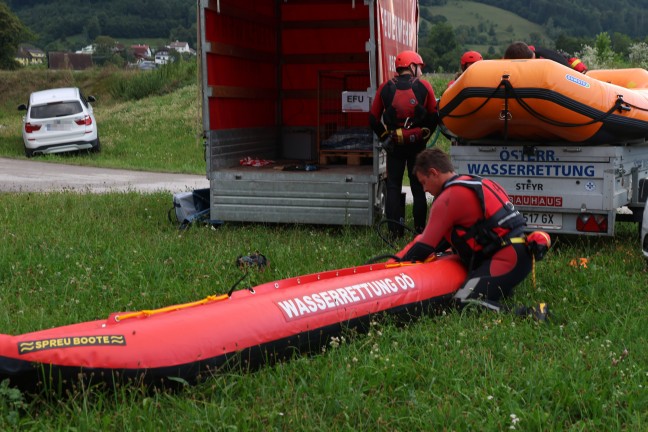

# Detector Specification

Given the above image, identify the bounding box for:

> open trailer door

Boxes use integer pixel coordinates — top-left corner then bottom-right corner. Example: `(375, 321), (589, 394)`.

(199, 0), (419, 226)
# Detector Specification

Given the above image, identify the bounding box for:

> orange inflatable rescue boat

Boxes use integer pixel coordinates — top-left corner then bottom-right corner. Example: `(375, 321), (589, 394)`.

(439, 59), (648, 143)
(0, 256), (466, 391)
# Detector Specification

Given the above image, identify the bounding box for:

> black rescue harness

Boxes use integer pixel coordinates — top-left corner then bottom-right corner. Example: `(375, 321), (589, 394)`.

(380, 75), (430, 130)
(443, 175), (526, 267)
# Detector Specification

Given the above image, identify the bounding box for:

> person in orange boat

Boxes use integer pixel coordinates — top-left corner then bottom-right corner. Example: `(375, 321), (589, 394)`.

(369, 50), (438, 237)
(447, 50), (483, 88)
(504, 41), (588, 73)
(394, 148), (551, 320)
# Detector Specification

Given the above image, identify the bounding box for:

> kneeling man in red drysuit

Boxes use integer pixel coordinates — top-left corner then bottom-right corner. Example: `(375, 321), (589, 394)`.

(393, 148), (549, 319)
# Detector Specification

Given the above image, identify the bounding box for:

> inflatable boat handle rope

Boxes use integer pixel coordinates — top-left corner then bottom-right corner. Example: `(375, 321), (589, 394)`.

(440, 77), (637, 130)
(114, 294), (230, 322)
(112, 260), (428, 322)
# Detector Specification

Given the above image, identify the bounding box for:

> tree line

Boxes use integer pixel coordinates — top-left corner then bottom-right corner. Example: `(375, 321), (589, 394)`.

(417, 0), (648, 73)
(5, 0), (196, 52)
(3, 0), (648, 74)
(8, 0), (648, 52)
(420, 0), (648, 40)
(420, 26), (648, 74)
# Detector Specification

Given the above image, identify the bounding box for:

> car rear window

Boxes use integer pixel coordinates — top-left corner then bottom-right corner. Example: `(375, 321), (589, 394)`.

(30, 101), (83, 119)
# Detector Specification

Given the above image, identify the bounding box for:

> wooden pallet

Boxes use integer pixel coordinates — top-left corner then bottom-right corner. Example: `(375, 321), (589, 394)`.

(319, 150), (373, 166)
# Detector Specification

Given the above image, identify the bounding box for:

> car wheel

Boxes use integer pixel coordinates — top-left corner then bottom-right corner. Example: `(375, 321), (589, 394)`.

(24, 146), (34, 158)
(90, 138), (101, 153)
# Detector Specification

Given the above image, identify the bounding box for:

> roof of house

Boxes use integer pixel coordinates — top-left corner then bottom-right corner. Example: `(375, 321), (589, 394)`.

(17, 44), (46, 58)
(131, 45), (151, 58)
(170, 41), (189, 49)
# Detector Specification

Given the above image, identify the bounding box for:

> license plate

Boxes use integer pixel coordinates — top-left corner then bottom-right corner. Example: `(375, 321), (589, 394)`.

(522, 212), (562, 229)
(46, 122), (71, 131)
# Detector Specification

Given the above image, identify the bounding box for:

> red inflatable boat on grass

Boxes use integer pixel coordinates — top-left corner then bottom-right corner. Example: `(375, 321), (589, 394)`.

(0, 256), (466, 392)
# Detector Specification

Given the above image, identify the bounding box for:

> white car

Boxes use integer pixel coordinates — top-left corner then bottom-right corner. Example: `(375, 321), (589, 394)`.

(18, 87), (100, 157)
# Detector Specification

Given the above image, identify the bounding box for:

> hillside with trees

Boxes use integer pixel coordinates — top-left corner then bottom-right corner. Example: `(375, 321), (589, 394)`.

(419, 1), (550, 71)
(421, 0), (648, 40)
(472, 0), (648, 40)
(5, 0), (196, 52)
(419, 0), (648, 72)
(9, 0), (648, 53)
(4, 0), (648, 74)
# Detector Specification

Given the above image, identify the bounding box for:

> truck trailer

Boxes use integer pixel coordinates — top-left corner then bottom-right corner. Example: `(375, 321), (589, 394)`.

(198, 0), (419, 225)
(439, 59), (648, 237)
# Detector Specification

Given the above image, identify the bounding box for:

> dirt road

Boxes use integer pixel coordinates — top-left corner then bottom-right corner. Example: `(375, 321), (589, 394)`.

(0, 158), (420, 203)
(0, 158), (209, 193)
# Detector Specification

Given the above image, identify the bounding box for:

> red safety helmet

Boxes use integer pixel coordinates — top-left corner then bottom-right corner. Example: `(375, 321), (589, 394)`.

(460, 50), (483, 69)
(395, 50), (425, 70)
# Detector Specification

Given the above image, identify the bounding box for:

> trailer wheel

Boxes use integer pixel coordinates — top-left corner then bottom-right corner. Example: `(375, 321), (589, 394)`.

(637, 178), (648, 238)
(628, 206), (645, 238)
(636, 207), (645, 239)
(639, 178), (648, 203)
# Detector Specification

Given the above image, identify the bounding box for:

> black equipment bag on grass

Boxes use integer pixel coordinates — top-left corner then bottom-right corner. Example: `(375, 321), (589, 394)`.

(168, 188), (211, 229)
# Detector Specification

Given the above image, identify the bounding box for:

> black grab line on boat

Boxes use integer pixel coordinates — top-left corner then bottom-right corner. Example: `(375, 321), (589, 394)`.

(439, 86), (648, 132)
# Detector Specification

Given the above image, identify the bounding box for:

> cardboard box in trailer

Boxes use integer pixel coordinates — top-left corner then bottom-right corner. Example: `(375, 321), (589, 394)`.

(198, 0), (419, 225)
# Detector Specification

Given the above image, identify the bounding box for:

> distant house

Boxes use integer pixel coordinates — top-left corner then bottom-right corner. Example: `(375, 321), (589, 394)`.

(131, 44), (152, 60)
(48, 52), (94, 70)
(154, 49), (171, 65)
(15, 44), (46, 66)
(76, 42), (125, 58)
(76, 44), (96, 55)
(169, 40), (191, 54)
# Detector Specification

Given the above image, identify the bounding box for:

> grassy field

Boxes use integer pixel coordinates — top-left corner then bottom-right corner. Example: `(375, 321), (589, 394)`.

(0, 68), (452, 178)
(0, 64), (204, 174)
(0, 68), (646, 430)
(0, 193), (646, 430)
(424, 0), (551, 54)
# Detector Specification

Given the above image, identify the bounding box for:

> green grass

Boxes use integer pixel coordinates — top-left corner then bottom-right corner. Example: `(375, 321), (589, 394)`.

(0, 67), (646, 430)
(0, 68), (452, 176)
(0, 64), (204, 174)
(0, 193), (646, 430)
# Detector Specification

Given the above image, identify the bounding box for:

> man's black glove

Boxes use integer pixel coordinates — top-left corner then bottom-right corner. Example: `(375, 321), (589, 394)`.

(402, 242), (436, 262)
(526, 231), (551, 261)
(378, 136), (395, 154)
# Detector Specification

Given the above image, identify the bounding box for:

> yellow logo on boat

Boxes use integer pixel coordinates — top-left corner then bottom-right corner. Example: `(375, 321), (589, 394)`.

(17, 335), (126, 355)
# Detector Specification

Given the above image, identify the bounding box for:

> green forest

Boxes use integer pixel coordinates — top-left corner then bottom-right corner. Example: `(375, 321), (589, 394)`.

(8, 0), (648, 51)
(422, 0), (648, 39)
(4, 0), (648, 73)
(6, 0), (196, 51)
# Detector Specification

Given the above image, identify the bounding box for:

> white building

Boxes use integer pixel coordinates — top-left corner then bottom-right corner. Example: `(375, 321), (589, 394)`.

(76, 44), (96, 55)
(169, 41), (191, 53)
(155, 50), (171, 65)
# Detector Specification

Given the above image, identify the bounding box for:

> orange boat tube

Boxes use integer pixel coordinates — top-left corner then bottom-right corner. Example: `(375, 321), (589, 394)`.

(439, 59), (648, 143)
(0, 256), (466, 391)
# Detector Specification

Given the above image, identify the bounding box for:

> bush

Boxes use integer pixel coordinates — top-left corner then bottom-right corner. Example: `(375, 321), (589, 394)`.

(108, 59), (197, 101)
